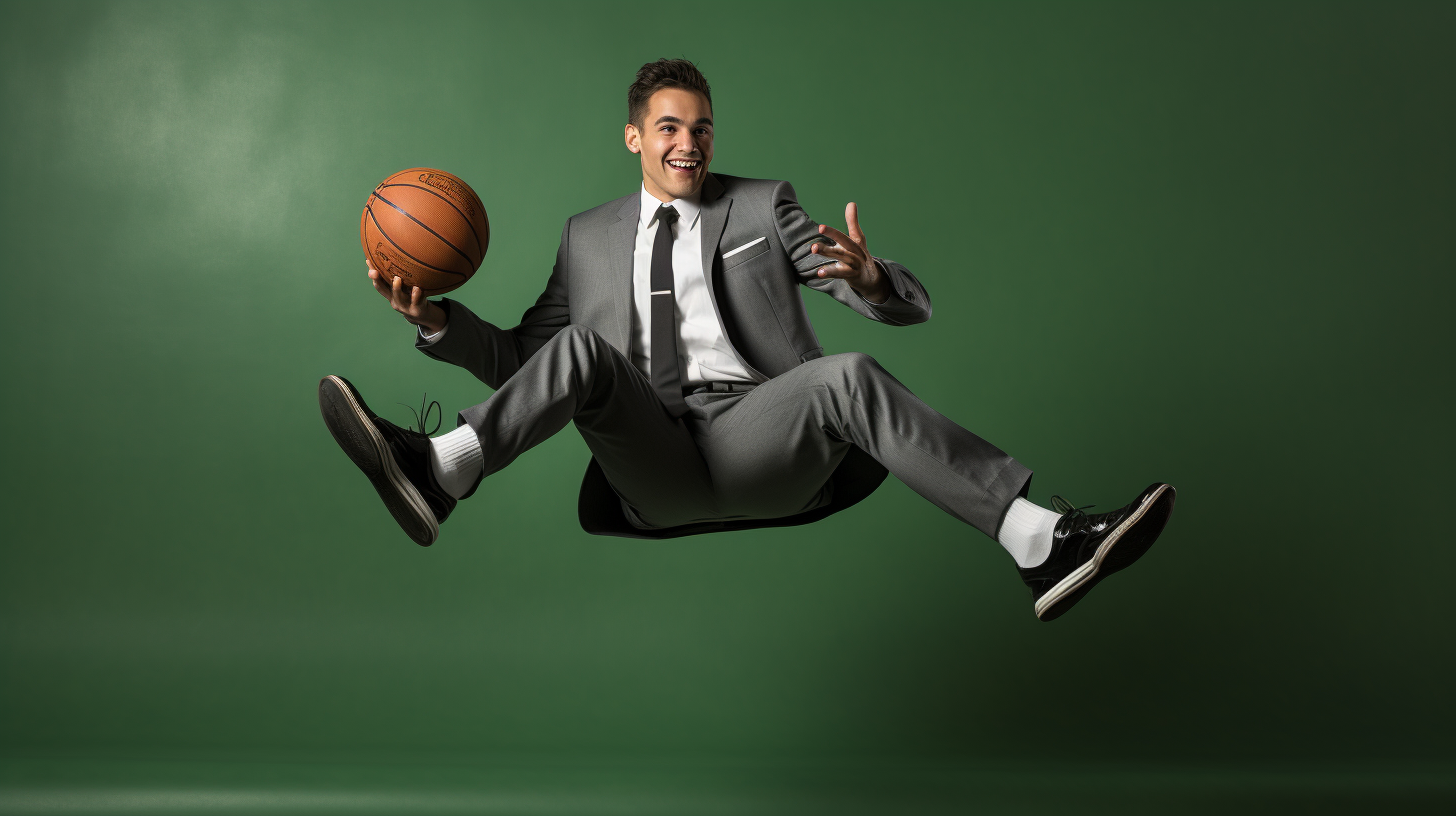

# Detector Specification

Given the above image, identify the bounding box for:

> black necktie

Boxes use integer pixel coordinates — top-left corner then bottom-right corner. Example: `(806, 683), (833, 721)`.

(649, 204), (688, 418)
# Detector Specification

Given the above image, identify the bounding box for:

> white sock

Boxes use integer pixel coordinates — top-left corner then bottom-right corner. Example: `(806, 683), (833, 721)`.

(428, 424), (483, 500)
(997, 497), (1061, 569)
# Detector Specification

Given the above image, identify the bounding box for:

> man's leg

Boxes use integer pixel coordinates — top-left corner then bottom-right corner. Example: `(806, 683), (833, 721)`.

(456, 324), (716, 528)
(693, 351), (1176, 622)
(693, 352), (1030, 537)
(321, 325), (715, 545)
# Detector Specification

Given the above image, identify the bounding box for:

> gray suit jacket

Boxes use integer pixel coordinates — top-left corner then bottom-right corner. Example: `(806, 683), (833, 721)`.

(418, 173), (933, 537)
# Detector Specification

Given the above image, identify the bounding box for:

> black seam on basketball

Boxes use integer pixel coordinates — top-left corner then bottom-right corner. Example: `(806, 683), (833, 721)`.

(364, 205), (468, 279)
(381, 170), (415, 186)
(362, 207), (387, 272)
(370, 191), (475, 271)
(379, 183), (484, 264)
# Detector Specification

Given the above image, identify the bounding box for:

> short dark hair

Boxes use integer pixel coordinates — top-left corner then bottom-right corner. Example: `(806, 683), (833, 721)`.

(628, 58), (712, 128)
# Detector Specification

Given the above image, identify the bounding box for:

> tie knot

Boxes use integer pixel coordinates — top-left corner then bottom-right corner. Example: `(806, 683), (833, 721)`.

(656, 204), (679, 225)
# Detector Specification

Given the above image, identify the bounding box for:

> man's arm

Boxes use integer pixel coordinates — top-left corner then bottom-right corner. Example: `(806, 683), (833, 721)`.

(409, 220), (572, 390)
(771, 180), (931, 326)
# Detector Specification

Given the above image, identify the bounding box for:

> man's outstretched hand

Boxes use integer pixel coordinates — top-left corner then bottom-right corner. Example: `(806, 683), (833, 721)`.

(368, 264), (448, 335)
(810, 202), (891, 304)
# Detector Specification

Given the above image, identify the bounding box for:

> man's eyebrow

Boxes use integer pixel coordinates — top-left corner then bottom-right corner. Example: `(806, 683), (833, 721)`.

(654, 115), (714, 127)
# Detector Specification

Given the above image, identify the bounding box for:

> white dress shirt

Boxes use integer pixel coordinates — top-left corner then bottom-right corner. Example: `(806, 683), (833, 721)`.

(421, 185), (760, 387)
(630, 186), (759, 387)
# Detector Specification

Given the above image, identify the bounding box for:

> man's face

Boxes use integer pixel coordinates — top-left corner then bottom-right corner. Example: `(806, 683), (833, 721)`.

(625, 87), (714, 202)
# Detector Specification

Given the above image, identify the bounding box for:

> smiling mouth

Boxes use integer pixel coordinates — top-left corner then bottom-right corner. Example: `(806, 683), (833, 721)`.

(666, 159), (701, 173)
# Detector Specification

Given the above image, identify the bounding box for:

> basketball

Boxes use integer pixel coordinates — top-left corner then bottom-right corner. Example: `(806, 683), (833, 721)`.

(360, 168), (489, 295)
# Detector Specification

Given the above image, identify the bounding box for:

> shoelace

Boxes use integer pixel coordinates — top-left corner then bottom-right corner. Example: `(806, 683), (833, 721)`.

(397, 393), (442, 435)
(1050, 494), (1095, 528)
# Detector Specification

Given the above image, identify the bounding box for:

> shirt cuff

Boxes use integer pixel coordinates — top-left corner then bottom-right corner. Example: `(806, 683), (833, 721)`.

(419, 323), (449, 344)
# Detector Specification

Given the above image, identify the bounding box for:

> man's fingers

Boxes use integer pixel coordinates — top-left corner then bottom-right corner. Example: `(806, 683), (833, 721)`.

(811, 242), (857, 263)
(817, 224), (865, 258)
(368, 265), (427, 320)
(390, 275), (411, 310)
(846, 202), (868, 251)
(814, 215), (873, 282)
(815, 259), (866, 278)
(368, 269), (393, 298)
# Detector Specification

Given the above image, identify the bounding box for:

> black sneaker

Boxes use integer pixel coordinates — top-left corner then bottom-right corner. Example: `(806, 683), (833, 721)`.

(318, 375), (456, 546)
(1018, 483), (1176, 621)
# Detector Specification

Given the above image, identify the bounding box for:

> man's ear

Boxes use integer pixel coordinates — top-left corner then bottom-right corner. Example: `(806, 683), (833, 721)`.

(624, 123), (641, 154)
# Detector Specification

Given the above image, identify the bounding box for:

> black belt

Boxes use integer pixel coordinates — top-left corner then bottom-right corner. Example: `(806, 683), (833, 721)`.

(686, 381), (757, 396)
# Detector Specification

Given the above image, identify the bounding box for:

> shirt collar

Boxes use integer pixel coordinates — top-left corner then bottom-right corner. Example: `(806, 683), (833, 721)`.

(639, 184), (701, 230)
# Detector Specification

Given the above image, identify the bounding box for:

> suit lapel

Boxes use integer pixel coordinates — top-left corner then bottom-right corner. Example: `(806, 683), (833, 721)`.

(606, 194), (640, 353)
(696, 175), (766, 381)
(698, 173), (731, 305)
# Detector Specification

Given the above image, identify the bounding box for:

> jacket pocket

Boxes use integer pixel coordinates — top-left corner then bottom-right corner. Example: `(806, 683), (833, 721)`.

(720, 236), (771, 271)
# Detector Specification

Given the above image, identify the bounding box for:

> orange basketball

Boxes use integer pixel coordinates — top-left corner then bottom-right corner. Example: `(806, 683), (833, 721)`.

(360, 168), (489, 295)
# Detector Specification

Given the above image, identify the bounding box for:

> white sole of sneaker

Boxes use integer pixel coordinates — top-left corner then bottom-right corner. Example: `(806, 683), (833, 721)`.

(320, 375), (439, 547)
(1033, 483), (1170, 620)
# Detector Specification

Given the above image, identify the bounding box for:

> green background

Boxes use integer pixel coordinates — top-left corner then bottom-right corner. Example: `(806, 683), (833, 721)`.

(2, 1), (1452, 812)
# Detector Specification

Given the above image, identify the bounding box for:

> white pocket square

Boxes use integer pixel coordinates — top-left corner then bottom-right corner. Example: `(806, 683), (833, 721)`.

(721, 236), (766, 259)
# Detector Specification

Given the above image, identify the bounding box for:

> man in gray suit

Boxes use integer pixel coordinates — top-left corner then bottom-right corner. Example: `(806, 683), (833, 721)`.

(319, 59), (1175, 621)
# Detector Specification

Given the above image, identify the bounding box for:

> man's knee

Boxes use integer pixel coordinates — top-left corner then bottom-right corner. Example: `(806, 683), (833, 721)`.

(545, 324), (610, 358)
(551, 323), (597, 344)
(819, 351), (881, 382)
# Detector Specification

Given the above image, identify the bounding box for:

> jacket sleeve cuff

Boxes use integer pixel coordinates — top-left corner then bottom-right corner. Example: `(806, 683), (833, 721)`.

(859, 256), (931, 323)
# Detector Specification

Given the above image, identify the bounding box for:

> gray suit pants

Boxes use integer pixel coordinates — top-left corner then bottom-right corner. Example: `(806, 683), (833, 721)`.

(458, 325), (1031, 537)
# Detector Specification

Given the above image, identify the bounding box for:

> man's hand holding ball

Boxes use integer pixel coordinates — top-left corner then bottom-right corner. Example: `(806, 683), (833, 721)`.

(368, 264), (447, 336)
(360, 167), (489, 338)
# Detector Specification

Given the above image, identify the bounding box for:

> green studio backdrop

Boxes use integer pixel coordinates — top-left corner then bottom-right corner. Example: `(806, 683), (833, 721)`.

(1, 0), (1453, 811)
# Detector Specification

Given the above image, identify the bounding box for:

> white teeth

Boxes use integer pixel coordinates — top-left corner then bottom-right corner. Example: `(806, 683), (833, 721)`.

(669, 160), (698, 168)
